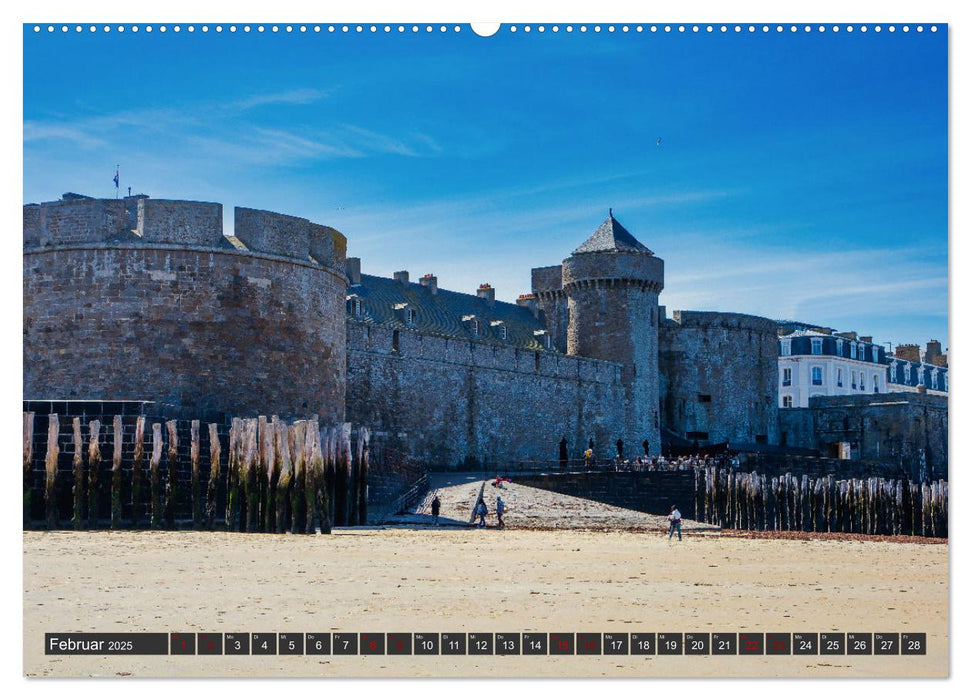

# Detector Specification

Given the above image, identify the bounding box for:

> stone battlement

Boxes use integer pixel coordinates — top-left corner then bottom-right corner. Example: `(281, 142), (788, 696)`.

(23, 194), (346, 270)
(666, 310), (778, 334)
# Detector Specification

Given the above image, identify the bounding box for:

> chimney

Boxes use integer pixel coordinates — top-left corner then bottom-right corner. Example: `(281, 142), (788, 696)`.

(477, 283), (495, 303)
(516, 293), (539, 318)
(345, 257), (362, 285)
(895, 344), (921, 363)
(393, 270), (409, 285)
(925, 339), (945, 367)
(420, 273), (438, 295)
(860, 336), (873, 344)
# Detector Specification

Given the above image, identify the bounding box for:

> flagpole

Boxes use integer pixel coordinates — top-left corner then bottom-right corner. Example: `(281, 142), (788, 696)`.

(115, 164), (120, 199)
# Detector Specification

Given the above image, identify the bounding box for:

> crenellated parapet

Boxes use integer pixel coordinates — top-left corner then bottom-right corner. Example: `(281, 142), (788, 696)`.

(23, 193), (347, 274)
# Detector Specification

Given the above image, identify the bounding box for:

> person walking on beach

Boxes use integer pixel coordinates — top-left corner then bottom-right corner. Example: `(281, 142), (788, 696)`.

(496, 496), (505, 529)
(668, 505), (682, 541)
(475, 499), (488, 528)
(431, 494), (441, 526)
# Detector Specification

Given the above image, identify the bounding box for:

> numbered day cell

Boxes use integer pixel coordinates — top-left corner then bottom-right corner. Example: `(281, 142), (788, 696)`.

(739, 633), (764, 655)
(170, 633), (196, 656)
(712, 633), (737, 655)
(414, 633), (439, 655)
(847, 633), (873, 655)
(549, 633), (575, 655)
(630, 633), (656, 655)
(197, 633), (223, 656)
(902, 633), (927, 655)
(658, 633), (683, 655)
(874, 633), (900, 655)
(820, 633), (846, 655)
(684, 633), (710, 655)
(360, 633), (385, 655)
(333, 633), (358, 655)
(279, 633), (304, 655)
(306, 633), (331, 655)
(523, 633), (548, 655)
(496, 633), (521, 655)
(604, 633), (629, 655)
(225, 633), (250, 655)
(577, 633), (602, 655)
(387, 633), (412, 655)
(793, 633), (819, 655)
(441, 633), (467, 655)
(469, 633), (494, 655)
(252, 633), (277, 655)
(766, 633), (791, 655)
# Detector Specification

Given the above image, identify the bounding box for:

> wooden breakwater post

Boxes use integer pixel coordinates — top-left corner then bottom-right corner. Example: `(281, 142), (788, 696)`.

(87, 420), (102, 528)
(313, 422), (331, 534)
(226, 418), (241, 532)
(326, 427), (338, 527)
(243, 418), (260, 533)
(348, 426), (360, 526)
(111, 416), (123, 529)
(150, 423), (163, 529)
(358, 426), (370, 525)
(304, 420), (318, 534)
(275, 419), (293, 533)
(257, 416), (270, 533)
(131, 416), (145, 527)
(44, 414), (60, 530)
(164, 421), (179, 529)
(190, 420), (202, 529)
(263, 417), (277, 533)
(206, 423), (221, 530)
(71, 418), (85, 530)
(24, 412), (35, 527)
(290, 421), (307, 534)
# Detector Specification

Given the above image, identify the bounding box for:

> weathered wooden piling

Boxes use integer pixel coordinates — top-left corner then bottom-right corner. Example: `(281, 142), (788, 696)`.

(290, 421), (307, 534)
(190, 420), (202, 529)
(243, 418), (260, 533)
(313, 424), (331, 534)
(263, 416), (278, 533)
(164, 420), (179, 529)
(150, 423), (163, 529)
(24, 412), (35, 527)
(44, 414), (60, 530)
(87, 420), (102, 528)
(131, 416), (145, 527)
(358, 426), (370, 525)
(304, 420), (318, 534)
(226, 418), (241, 532)
(257, 416), (269, 533)
(111, 416), (123, 529)
(72, 417), (85, 530)
(275, 419), (293, 533)
(206, 423), (221, 530)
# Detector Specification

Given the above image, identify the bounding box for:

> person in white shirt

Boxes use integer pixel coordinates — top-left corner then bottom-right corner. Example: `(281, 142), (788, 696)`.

(667, 505), (682, 541)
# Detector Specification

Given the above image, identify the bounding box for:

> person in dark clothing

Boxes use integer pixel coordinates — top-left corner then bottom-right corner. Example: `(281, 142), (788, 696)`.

(431, 494), (441, 526)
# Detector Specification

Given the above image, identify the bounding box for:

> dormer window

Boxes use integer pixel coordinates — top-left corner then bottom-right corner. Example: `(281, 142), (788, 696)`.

(836, 338), (844, 356)
(406, 308), (417, 326)
(490, 320), (507, 341)
(462, 314), (479, 337)
(811, 338), (822, 355)
(780, 338), (792, 356)
(347, 296), (365, 318)
(904, 365), (911, 383)
(534, 329), (552, 350)
(850, 343), (857, 360)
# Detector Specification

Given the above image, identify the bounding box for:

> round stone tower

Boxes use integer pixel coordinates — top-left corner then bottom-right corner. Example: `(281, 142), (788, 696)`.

(561, 211), (664, 457)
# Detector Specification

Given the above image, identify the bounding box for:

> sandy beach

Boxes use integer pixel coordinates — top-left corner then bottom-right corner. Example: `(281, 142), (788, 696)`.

(23, 526), (947, 678)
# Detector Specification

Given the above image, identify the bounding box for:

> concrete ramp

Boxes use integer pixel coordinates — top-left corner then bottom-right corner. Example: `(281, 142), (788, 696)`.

(385, 472), (715, 531)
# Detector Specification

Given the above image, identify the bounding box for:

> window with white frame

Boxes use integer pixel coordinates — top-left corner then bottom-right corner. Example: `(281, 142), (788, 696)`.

(811, 338), (823, 355)
(406, 308), (417, 326)
(837, 367), (843, 387)
(851, 370), (857, 389)
(850, 343), (857, 360)
(782, 367), (792, 386)
(860, 374), (865, 391)
(873, 374), (880, 393)
(931, 371), (938, 390)
(890, 363), (897, 382)
(904, 365), (911, 383)
(782, 395), (793, 408)
(811, 366), (823, 385)
(836, 338), (844, 355)
(780, 339), (791, 356)
(945, 373), (949, 391)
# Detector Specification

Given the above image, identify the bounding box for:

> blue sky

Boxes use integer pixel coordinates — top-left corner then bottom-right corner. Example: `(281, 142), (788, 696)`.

(23, 24), (948, 349)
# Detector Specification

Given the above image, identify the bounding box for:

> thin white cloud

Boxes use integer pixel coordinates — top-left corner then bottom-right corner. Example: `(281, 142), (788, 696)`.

(233, 88), (330, 110)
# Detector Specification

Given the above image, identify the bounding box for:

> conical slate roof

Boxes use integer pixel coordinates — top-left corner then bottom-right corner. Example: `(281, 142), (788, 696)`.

(572, 210), (653, 255)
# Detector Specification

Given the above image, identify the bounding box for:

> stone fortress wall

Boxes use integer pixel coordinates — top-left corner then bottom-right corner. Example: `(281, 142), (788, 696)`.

(345, 320), (626, 469)
(23, 194), (348, 424)
(659, 309), (781, 446)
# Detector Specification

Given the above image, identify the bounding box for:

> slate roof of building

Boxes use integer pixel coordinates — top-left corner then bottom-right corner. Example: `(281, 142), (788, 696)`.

(571, 211), (654, 255)
(347, 274), (552, 351)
